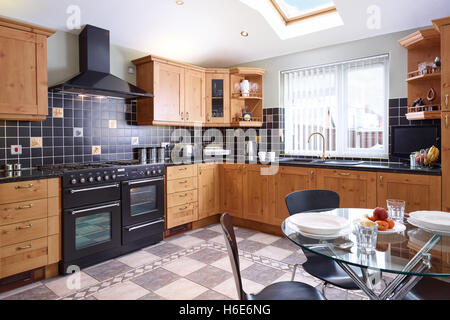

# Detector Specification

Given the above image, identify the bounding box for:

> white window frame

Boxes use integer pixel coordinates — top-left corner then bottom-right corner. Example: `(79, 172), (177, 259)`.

(281, 54), (390, 159)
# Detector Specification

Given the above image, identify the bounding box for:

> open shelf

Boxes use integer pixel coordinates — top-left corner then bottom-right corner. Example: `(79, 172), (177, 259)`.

(406, 105), (442, 120)
(406, 72), (441, 82)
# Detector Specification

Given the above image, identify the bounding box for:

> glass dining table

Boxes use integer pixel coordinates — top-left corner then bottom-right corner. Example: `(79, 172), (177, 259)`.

(282, 208), (450, 300)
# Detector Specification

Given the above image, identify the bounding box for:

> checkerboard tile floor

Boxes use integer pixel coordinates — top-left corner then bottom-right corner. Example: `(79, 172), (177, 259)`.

(0, 224), (371, 301)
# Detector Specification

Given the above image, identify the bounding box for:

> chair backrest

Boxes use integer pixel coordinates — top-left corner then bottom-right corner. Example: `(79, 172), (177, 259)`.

(285, 190), (340, 216)
(220, 213), (246, 301)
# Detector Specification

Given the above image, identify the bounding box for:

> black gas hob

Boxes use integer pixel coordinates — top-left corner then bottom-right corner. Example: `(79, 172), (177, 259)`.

(53, 161), (166, 273)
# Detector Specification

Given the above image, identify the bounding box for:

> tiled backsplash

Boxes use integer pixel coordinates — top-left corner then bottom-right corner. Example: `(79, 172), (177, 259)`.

(0, 92), (176, 169)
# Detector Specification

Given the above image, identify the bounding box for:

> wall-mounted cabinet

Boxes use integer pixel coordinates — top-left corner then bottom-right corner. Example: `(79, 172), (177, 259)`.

(133, 55), (265, 127)
(0, 17), (55, 122)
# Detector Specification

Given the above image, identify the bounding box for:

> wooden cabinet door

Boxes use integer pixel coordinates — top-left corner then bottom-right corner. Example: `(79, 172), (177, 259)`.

(441, 24), (450, 113)
(198, 163), (220, 219)
(153, 62), (184, 123)
(269, 167), (315, 226)
(377, 173), (442, 213)
(0, 26), (48, 119)
(220, 164), (244, 218)
(205, 73), (230, 125)
(442, 112), (450, 212)
(316, 169), (377, 209)
(242, 165), (274, 223)
(185, 69), (205, 124)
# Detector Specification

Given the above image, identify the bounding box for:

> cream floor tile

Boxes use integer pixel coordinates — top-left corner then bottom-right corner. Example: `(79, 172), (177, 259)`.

(155, 278), (208, 300)
(162, 256), (206, 276)
(209, 235), (243, 245)
(116, 250), (160, 268)
(45, 272), (99, 297)
(94, 281), (149, 300)
(168, 235), (206, 248)
(272, 271), (322, 287)
(213, 278), (264, 300)
(210, 256), (254, 273)
(254, 245), (292, 261)
(247, 233), (281, 245)
(205, 224), (223, 233)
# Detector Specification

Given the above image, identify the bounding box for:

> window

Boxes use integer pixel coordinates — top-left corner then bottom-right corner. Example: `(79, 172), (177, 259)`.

(271, 0), (336, 25)
(282, 54), (389, 159)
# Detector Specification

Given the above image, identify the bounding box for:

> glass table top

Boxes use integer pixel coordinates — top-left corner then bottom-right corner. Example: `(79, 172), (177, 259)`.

(282, 208), (450, 277)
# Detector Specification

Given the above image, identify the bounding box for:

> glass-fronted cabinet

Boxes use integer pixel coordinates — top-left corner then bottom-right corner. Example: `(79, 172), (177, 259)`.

(206, 72), (230, 125)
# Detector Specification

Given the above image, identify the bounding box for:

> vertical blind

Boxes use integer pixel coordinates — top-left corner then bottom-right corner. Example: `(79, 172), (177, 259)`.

(282, 54), (389, 158)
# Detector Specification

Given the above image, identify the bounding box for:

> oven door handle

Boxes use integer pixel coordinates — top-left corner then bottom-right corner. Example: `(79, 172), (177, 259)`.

(126, 219), (164, 232)
(69, 202), (120, 215)
(126, 177), (164, 186)
(69, 184), (120, 194)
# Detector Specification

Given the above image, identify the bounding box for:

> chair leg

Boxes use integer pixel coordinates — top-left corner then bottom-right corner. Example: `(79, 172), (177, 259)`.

(322, 282), (328, 296)
(291, 264), (299, 281)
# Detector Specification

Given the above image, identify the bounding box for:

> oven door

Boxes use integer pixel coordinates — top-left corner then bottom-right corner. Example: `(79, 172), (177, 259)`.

(121, 177), (165, 227)
(63, 201), (121, 263)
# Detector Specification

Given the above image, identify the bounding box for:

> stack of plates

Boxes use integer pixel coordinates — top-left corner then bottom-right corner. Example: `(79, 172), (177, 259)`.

(287, 212), (350, 239)
(408, 211), (450, 235)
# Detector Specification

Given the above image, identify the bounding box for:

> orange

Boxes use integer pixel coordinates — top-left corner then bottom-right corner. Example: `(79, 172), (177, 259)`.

(376, 220), (389, 231)
(386, 219), (395, 230)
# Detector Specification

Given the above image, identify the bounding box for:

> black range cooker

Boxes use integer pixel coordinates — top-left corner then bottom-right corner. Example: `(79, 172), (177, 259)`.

(42, 161), (165, 273)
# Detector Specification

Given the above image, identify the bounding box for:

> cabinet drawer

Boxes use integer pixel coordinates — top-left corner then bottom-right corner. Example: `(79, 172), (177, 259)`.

(0, 237), (48, 279)
(0, 218), (48, 247)
(0, 180), (48, 204)
(167, 177), (198, 194)
(167, 203), (198, 229)
(0, 199), (48, 226)
(167, 165), (198, 180)
(167, 190), (198, 208)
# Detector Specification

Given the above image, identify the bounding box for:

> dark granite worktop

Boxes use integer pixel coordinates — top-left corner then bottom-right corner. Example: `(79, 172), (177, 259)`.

(0, 169), (63, 184)
(166, 157), (442, 176)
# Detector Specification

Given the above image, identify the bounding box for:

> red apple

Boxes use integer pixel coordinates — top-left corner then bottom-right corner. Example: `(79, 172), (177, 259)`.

(373, 207), (388, 221)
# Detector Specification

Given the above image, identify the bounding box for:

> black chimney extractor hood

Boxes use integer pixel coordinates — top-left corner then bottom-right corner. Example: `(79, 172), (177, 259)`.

(50, 25), (153, 100)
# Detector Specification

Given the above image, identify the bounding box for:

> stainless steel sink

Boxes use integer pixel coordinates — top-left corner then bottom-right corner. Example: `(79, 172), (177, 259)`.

(313, 160), (365, 165)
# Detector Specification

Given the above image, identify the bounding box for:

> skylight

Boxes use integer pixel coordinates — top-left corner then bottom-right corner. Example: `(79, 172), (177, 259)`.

(271, 0), (336, 25)
(240, 0), (343, 40)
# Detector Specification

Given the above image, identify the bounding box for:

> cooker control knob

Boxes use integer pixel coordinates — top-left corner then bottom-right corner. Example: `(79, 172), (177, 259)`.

(104, 175), (110, 181)
(111, 174), (117, 180)
(146, 171), (151, 176)
(157, 169), (162, 174)
(80, 178), (86, 184)
(151, 170), (156, 175)
(88, 177), (94, 183)
(71, 179), (77, 185)
(96, 176), (102, 182)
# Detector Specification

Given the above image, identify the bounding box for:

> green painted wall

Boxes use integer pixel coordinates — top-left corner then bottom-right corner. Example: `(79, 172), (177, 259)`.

(47, 30), (147, 87)
(236, 29), (417, 108)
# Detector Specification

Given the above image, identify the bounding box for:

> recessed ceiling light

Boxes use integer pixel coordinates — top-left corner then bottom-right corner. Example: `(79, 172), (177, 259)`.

(176, 1), (184, 5)
(241, 31), (249, 37)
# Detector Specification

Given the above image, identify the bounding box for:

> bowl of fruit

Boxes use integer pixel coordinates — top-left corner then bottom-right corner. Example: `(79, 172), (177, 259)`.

(365, 207), (406, 234)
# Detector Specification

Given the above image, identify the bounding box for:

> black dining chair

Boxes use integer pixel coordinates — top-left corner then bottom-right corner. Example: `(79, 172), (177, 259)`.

(285, 190), (377, 293)
(403, 277), (450, 300)
(220, 213), (326, 300)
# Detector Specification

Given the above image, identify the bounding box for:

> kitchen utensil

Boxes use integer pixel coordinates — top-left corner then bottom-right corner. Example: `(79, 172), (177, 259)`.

(258, 152), (267, 162)
(4, 164), (13, 172)
(158, 147), (166, 163)
(268, 152), (276, 162)
(387, 199), (406, 222)
(148, 147), (158, 164)
(13, 163), (21, 171)
(246, 141), (258, 161)
(287, 213), (349, 236)
(353, 221), (378, 254)
(138, 148), (147, 164)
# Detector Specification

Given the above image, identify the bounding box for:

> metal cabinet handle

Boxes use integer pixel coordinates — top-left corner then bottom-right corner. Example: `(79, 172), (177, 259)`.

(181, 112), (184, 120)
(128, 178), (164, 185)
(17, 244), (32, 251)
(16, 224), (33, 230)
(15, 204), (33, 210)
(446, 94), (449, 109)
(179, 206), (188, 211)
(179, 193), (188, 198)
(126, 219), (164, 232)
(446, 115), (449, 129)
(186, 112), (190, 120)
(379, 175), (384, 186)
(310, 170), (314, 180)
(69, 184), (119, 194)
(15, 184), (33, 190)
(70, 202), (120, 215)
(338, 173), (351, 177)
(179, 180), (188, 184)
(179, 168), (188, 171)
(207, 114), (211, 122)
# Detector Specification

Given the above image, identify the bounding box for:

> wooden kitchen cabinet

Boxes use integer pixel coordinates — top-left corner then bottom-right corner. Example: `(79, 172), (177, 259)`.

(198, 163), (220, 220)
(0, 17), (55, 121)
(377, 172), (442, 212)
(205, 71), (230, 125)
(242, 165), (275, 224)
(442, 111), (450, 211)
(0, 178), (61, 280)
(221, 164), (244, 218)
(316, 169), (377, 209)
(268, 166), (315, 226)
(185, 69), (206, 123)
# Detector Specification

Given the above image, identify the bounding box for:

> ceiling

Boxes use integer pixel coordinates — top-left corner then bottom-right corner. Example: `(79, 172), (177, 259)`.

(1, 0), (449, 67)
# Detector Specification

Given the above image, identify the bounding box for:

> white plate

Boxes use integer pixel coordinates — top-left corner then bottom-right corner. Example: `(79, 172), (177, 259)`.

(377, 222), (406, 234)
(287, 213), (349, 235)
(407, 217), (450, 236)
(287, 221), (351, 240)
(409, 211), (450, 233)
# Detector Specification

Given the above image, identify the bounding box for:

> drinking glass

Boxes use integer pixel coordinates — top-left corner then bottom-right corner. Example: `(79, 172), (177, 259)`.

(354, 222), (378, 254)
(387, 199), (406, 222)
